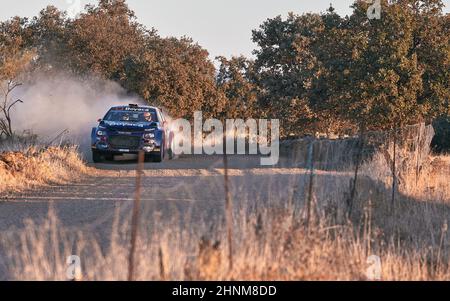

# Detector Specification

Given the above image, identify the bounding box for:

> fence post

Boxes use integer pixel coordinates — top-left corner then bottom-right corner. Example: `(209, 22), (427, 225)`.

(348, 127), (365, 216)
(222, 135), (233, 272)
(415, 123), (423, 185)
(306, 138), (315, 229)
(128, 150), (145, 281)
(391, 127), (397, 209)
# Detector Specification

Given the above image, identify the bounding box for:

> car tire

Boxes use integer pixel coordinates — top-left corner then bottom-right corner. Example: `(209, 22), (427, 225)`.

(168, 135), (175, 160)
(92, 150), (103, 163)
(104, 154), (114, 161)
(153, 145), (164, 163)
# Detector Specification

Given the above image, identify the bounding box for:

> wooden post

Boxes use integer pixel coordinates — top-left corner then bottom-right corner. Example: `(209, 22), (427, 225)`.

(415, 123), (423, 185)
(348, 127), (365, 216)
(306, 138), (315, 229)
(223, 135), (233, 271)
(159, 247), (166, 280)
(128, 150), (145, 281)
(391, 127), (397, 209)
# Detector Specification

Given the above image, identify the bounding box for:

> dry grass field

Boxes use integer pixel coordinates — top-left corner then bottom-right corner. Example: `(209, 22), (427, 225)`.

(0, 0), (448, 283)
(1, 140), (449, 280)
(0, 145), (92, 194)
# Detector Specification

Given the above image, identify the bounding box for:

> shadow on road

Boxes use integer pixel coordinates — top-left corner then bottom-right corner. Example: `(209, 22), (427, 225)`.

(89, 154), (301, 171)
(1, 153), (449, 280)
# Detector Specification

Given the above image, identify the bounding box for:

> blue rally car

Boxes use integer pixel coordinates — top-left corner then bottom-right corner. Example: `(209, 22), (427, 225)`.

(91, 104), (175, 163)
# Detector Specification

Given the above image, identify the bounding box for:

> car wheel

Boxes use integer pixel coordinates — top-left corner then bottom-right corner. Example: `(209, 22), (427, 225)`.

(104, 154), (114, 161)
(92, 150), (103, 163)
(153, 145), (164, 163)
(168, 135), (175, 160)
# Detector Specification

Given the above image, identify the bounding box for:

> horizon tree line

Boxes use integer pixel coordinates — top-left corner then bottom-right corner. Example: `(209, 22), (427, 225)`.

(0, 0), (448, 147)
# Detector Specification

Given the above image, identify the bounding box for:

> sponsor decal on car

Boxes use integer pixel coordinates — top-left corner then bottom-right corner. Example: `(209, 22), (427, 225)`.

(124, 107), (152, 112)
(104, 121), (146, 128)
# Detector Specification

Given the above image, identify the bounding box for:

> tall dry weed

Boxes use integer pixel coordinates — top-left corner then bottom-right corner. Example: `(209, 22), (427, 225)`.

(0, 145), (91, 194)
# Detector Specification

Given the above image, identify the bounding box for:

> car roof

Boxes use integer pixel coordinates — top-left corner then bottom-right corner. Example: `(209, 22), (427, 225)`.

(110, 105), (160, 111)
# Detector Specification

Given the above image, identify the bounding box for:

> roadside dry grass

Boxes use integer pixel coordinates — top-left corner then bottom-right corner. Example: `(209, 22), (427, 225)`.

(0, 145), (92, 195)
(1, 152), (450, 280)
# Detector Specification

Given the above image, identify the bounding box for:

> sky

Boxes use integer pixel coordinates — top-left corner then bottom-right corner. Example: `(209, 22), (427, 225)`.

(1, 0), (449, 60)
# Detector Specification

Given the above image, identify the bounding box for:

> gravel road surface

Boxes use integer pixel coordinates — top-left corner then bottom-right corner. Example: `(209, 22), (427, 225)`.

(0, 155), (349, 279)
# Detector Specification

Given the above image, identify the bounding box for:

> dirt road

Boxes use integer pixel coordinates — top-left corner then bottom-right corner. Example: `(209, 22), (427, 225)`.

(0, 155), (317, 233)
(0, 155), (354, 279)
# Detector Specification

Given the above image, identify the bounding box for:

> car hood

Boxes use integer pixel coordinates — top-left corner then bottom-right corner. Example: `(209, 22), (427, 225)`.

(101, 121), (157, 131)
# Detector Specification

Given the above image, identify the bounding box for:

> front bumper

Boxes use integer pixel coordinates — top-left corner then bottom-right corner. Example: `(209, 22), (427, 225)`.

(92, 146), (161, 155)
(92, 134), (161, 154)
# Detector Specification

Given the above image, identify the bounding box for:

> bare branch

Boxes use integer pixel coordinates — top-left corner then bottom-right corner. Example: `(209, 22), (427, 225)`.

(8, 81), (22, 93)
(0, 82), (7, 96)
(0, 119), (8, 135)
(7, 99), (23, 115)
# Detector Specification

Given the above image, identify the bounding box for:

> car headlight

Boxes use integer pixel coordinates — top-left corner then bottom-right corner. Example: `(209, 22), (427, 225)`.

(97, 130), (106, 136)
(144, 133), (155, 139)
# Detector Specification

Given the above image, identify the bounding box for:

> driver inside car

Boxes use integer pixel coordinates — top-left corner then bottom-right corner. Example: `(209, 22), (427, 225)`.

(143, 112), (153, 122)
(122, 113), (131, 121)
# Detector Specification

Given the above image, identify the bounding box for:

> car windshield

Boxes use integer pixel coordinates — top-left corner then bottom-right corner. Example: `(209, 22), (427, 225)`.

(104, 110), (158, 123)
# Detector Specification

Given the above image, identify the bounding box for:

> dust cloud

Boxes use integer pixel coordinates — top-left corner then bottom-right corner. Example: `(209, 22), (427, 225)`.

(10, 72), (144, 158)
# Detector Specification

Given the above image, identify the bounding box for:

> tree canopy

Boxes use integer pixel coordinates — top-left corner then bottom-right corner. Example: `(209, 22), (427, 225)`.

(0, 0), (448, 138)
(252, 0), (449, 135)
